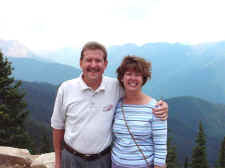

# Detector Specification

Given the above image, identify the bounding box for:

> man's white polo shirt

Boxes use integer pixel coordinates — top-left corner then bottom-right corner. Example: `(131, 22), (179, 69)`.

(51, 75), (123, 154)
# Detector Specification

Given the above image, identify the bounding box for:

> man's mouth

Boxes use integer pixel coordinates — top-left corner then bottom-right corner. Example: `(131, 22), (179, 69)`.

(87, 68), (100, 73)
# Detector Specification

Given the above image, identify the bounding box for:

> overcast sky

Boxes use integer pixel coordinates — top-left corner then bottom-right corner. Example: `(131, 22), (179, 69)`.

(1, 0), (225, 51)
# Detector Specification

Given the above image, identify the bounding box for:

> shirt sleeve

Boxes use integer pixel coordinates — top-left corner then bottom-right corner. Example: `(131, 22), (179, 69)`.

(51, 85), (66, 129)
(152, 114), (167, 167)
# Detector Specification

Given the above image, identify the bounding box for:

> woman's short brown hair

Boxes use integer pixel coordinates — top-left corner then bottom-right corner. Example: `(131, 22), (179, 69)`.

(80, 41), (107, 61)
(117, 55), (152, 88)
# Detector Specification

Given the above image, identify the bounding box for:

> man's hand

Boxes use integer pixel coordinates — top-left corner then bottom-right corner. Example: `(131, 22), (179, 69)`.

(154, 164), (166, 168)
(153, 100), (168, 120)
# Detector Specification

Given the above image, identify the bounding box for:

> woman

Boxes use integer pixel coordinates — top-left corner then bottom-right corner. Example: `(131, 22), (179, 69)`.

(112, 56), (167, 168)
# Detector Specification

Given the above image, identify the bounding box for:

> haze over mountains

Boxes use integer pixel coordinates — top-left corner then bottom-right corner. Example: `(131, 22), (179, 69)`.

(0, 39), (49, 61)
(1, 39), (224, 103)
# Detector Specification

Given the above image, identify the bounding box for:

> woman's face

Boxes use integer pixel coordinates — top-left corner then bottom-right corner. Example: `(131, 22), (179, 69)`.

(122, 68), (143, 92)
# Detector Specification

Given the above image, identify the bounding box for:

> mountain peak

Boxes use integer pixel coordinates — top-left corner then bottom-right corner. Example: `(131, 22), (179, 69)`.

(0, 39), (31, 58)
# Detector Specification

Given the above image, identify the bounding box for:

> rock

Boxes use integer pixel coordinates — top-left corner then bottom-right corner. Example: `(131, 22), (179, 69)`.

(31, 153), (55, 168)
(0, 146), (55, 168)
(0, 146), (32, 167)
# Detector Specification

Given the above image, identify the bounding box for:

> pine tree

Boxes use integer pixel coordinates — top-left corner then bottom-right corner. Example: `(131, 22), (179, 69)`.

(184, 156), (189, 168)
(191, 121), (208, 168)
(40, 133), (52, 153)
(218, 137), (225, 168)
(214, 161), (220, 168)
(167, 136), (179, 168)
(0, 51), (32, 149)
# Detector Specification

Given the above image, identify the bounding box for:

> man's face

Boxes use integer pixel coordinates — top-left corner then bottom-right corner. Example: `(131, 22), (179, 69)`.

(80, 49), (108, 84)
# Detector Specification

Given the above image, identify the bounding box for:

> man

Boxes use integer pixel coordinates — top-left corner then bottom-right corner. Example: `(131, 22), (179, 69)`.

(51, 41), (168, 168)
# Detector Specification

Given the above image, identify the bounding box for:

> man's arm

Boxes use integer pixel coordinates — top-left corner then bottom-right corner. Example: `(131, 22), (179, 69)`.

(153, 100), (168, 120)
(53, 128), (65, 168)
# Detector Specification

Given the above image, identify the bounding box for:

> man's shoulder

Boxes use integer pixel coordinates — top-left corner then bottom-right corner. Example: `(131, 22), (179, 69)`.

(59, 77), (80, 89)
(102, 76), (122, 94)
(103, 76), (118, 83)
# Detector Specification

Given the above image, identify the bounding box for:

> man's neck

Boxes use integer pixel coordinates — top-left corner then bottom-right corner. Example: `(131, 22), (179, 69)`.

(82, 76), (102, 91)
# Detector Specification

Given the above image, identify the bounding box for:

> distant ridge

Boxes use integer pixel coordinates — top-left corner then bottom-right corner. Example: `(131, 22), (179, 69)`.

(8, 57), (81, 85)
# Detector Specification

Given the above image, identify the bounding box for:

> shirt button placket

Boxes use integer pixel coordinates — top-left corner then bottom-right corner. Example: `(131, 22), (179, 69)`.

(90, 92), (95, 109)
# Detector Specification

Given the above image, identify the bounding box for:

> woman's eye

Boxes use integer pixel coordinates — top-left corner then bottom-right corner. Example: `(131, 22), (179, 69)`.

(136, 73), (142, 76)
(125, 72), (131, 75)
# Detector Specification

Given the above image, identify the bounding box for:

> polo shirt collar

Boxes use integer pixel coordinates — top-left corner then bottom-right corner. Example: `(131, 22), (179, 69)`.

(79, 73), (106, 92)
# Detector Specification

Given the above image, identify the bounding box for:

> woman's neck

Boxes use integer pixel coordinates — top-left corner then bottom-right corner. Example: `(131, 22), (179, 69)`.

(124, 91), (142, 100)
(123, 91), (150, 105)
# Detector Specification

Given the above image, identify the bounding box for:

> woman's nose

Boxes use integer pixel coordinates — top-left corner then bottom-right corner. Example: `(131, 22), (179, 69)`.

(129, 74), (136, 79)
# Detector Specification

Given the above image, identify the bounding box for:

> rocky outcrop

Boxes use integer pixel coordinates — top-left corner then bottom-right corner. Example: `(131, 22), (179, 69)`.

(0, 146), (55, 168)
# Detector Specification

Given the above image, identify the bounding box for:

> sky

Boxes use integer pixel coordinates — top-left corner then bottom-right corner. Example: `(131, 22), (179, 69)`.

(1, 0), (225, 51)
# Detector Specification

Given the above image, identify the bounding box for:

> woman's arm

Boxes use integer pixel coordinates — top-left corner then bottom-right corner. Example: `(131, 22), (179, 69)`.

(152, 113), (167, 167)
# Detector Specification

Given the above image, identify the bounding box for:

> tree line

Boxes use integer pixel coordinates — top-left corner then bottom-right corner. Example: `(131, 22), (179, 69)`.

(167, 121), (225, 168)
(1, 51), (224, 167)
(0, 51), (52, 154)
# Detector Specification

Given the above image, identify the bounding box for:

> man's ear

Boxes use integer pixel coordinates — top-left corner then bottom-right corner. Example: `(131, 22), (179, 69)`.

(80, 59), (83, 67)
(104, 60), (108, 69)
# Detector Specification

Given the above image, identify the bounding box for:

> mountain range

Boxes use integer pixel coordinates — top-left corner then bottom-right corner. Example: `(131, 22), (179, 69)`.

(1, 39), (224, 103)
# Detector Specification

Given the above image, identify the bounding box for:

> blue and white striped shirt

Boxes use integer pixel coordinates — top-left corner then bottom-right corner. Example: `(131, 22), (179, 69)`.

(112, 98), (167, 167)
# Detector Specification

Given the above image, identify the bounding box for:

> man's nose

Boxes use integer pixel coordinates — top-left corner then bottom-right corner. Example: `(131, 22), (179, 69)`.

(90, 61), (97, 67)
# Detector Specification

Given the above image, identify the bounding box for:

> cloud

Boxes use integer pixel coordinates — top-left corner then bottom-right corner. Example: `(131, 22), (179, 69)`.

(0, 0), (225, 51)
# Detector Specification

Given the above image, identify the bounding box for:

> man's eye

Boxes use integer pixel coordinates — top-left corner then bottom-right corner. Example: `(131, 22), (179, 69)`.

(95, 59), (102, 63)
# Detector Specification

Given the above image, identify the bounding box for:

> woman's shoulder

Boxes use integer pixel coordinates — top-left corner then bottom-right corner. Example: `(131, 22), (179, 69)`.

(146, 97), (157, 108)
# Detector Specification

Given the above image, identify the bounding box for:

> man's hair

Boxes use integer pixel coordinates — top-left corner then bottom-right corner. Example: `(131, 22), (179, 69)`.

(80, 41), (107, 61)
(116, 55), (152, 88)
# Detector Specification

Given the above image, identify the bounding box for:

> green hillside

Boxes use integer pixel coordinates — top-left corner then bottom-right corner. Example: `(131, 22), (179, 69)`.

(167, 96), (225, 164)
(19, 81), (225, 165)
